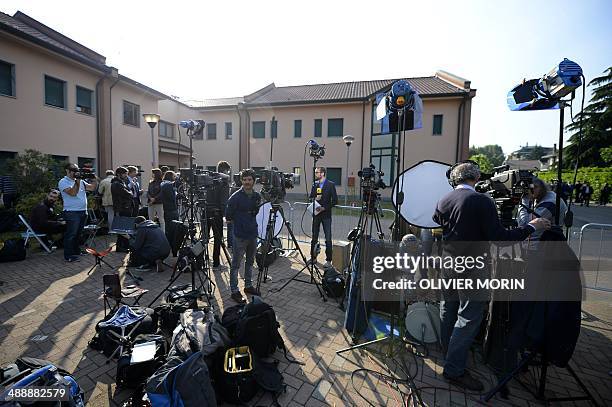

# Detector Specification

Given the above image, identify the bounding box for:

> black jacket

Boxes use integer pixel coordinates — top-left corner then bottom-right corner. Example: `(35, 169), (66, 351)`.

(148, 179), (162, 203)
(433, 187), (533, 255)
(225, 188), (261, 240)
(309, 179), (338, 219)
(130, 220), (171, 261)
(30, 200), (63, 234)
(111, 177), (134, 214)
(160, 181), (177, 212)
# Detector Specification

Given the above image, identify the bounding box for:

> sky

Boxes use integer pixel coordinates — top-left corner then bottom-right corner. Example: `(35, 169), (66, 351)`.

(2, 0), (611, 155)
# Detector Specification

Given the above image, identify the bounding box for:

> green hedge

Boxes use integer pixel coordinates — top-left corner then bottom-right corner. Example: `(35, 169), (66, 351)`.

(537, 167), (612, 201)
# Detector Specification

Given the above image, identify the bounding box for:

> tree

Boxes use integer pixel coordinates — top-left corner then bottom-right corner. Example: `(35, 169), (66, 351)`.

(564, 67), (612, 168)
(601, 146), (612, 165)
(528, 145), (546, 160)
(469, 145), (505, 167)
(6, 149), (61, 197)
(469, 154), (493, 174)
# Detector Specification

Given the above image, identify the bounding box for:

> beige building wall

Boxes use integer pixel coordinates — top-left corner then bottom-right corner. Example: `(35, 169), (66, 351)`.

(0, 33), (101, 166)
(110, 82), (160, 177)
(157, 99), (197, 170)
(192, 109), (240, 171)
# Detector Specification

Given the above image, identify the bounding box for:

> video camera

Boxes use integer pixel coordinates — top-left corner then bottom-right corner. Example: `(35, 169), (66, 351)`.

(257, 168), (295, 203)
(476, 165), (535, 227)
(179, 166), (230, 211)
(74, 167), (96, 181)
(307, 140), (325, 159)
(358, 164), (386, 214)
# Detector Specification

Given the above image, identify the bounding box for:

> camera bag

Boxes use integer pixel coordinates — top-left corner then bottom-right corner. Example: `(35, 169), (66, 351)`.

(116, 334), (168, 388)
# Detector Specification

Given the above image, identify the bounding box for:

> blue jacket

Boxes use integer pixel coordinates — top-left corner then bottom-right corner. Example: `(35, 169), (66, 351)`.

(225, 188), (261, 240)
(130, 220), (171, 261)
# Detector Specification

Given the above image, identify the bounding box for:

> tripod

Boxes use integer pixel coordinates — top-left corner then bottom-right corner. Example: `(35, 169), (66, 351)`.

(257, 199), (326, 301)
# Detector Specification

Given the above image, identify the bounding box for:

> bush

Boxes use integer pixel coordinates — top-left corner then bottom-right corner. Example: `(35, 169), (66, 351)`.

(537, 167), (612, 201)
(6, 149), (62, 197)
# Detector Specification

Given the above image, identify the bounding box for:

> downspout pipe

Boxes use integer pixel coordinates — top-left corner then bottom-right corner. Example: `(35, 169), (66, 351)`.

(95, 74), (107, 174)
(236, 104), (243, 170)
(360, 99), (366, 170)
(108, 75), (120, 169)
(455, 94), (467, 162)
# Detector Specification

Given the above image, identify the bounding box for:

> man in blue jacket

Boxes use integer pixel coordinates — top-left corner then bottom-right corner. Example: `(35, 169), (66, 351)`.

(129, 216), (171, 272)
(309, 167), (338, 268)
(226, 169), (262, 303)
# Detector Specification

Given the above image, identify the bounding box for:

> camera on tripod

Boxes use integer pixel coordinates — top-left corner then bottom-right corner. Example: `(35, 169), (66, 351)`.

(257, 168), (295, 203)
(358, 164), (386, 214)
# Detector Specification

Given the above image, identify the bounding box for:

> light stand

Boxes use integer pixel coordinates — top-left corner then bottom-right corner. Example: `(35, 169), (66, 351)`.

(143, 113), (160, 169)
(343, 135), (354, 205)
(391, 109), (405, 241)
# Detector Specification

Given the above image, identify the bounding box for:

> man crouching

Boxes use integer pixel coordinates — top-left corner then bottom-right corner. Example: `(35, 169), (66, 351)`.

(129, 216), (170, 272)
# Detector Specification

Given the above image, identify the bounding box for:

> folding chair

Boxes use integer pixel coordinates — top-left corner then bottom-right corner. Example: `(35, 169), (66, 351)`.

(17, 214), (52, 253)
(98, 304), (150, 362)
(86, 247), (114, 275)
(102, 274), (148, 317)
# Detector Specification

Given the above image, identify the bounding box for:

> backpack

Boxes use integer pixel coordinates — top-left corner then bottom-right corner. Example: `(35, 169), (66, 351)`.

(322, 266), (345, 298)
(116, 334), (168, 388)
(234, 297), (284, 358)
(220, 303), (246, 338)
(146, 352), (217, 407)
(0, 238), (26, 263)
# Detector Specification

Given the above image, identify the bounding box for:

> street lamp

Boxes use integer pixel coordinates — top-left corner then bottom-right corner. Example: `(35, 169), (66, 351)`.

(143, 113), (160, 168)
(342, 134), (355, 205)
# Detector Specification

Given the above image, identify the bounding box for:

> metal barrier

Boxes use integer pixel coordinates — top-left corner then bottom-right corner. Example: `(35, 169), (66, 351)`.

(288, 202), (395, 244)
(577, 223), (612, 293)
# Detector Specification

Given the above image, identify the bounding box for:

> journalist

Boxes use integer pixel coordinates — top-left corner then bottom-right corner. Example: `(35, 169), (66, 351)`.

(160, 170), (179, 255)
(111, 167), (134, 252)
(98, 170), (115, 229)
(127, 166), (142, 216)
(432, 162), (550, 391)
(58, 163), (98, 262)
(518, 177), (566, 250)
(147, 168), (165, 232)
(205, 161), (231, 271)
(128, 216), (171, 272)
(218, 160), (234, 249)
(226, 169), (261, 303)
(309, 166), (338, 268)
(30, 189), (65, 248)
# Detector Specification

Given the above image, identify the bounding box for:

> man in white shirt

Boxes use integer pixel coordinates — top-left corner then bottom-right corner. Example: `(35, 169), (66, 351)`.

(58, 163), (97, 262)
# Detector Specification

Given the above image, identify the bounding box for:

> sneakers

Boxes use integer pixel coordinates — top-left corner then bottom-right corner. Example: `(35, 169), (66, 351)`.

(65, 256), (80, 263)
(244, 286), (260, 296)
(231, 292), (246, 303)
(443, 371), (484, 392)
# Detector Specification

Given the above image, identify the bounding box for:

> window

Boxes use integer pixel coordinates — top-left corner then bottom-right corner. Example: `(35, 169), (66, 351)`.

(433, 114), (443, 135)
(252, 121), (265, 138)
(123, 100), (140, 126)
(314, 119), (322, 138)
(50, 155), (68, 177)
(76, 86), (93, 114)
(45, 75), (66, 108)
(78, 157), (95, 171)
(294, 120), (302, 138)
(252, 167), (265, 177)
(159, 121), (175, 138)
(206, 166), (216, 172)
(271, 119), (278, 139)
(326, 167), (342, 186)
(0, 60), (15, 97)
(328, 118), (343, 137)
(293, 166), (301, 185)
(0, 151), (16, 172)
(225, 122), (233, 139)
(207, 123), (217, 140)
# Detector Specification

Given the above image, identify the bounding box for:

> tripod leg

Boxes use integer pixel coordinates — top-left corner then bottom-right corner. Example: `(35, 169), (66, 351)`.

(537, 359), (548, 399)
(482, 353), (534, 402)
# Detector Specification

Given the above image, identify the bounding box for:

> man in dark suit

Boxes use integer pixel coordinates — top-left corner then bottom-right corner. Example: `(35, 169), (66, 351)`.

(433, 162), (550, 391)
(310, 167), (338, 268)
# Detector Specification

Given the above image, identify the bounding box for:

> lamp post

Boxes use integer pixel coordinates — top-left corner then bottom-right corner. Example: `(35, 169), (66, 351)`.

(143, 113), (160, 169)
(342, 134), (355, 205)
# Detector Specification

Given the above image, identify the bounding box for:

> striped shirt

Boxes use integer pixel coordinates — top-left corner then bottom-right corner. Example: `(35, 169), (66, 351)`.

(0, 175), (17, 194)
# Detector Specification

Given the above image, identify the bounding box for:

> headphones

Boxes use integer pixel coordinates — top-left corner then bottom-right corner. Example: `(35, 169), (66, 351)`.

(446, 160), (480, 188)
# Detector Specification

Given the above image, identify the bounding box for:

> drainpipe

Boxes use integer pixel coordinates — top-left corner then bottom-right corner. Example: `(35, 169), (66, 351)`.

(108, 71), (120, 168)
(360, 99), (366, 169)
(95, 73), (108, 174)
(455, 95), (467, 162)
(245, 107), (251, 168)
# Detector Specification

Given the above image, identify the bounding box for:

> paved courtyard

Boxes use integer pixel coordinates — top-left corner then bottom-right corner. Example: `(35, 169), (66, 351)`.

(0, 233), (611, 406)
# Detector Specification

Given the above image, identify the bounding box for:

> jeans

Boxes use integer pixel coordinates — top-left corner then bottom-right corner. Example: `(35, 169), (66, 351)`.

(230, 236), (256, 294)
(311, 216), (332, 261)
(439, 278), (487, 377)
(164, 209), (179, 256)
(205, 215), (223, 266)
(63, 210), (86, 259)
(104, 205), (115, 230)
(148, 203), (165, 232)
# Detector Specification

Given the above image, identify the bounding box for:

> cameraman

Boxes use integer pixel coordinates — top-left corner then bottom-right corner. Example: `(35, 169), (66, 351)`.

(309, 167), (338, 268)
(218, 160), (234, 249)
(518, 177), (566, 250)
(226, 168), (261, 303)
(432, 162), (550, 391)
(111, 167), (134, 252)
(58, 163), (98, 262)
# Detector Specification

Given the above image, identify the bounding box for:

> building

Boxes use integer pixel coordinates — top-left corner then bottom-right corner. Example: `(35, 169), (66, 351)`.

(1, 10), (476, 198)
(505, 144), (558, 171)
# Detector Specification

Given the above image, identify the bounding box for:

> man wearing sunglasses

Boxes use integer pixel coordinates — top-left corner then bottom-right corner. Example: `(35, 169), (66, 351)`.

(58, 163), (98, 262)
